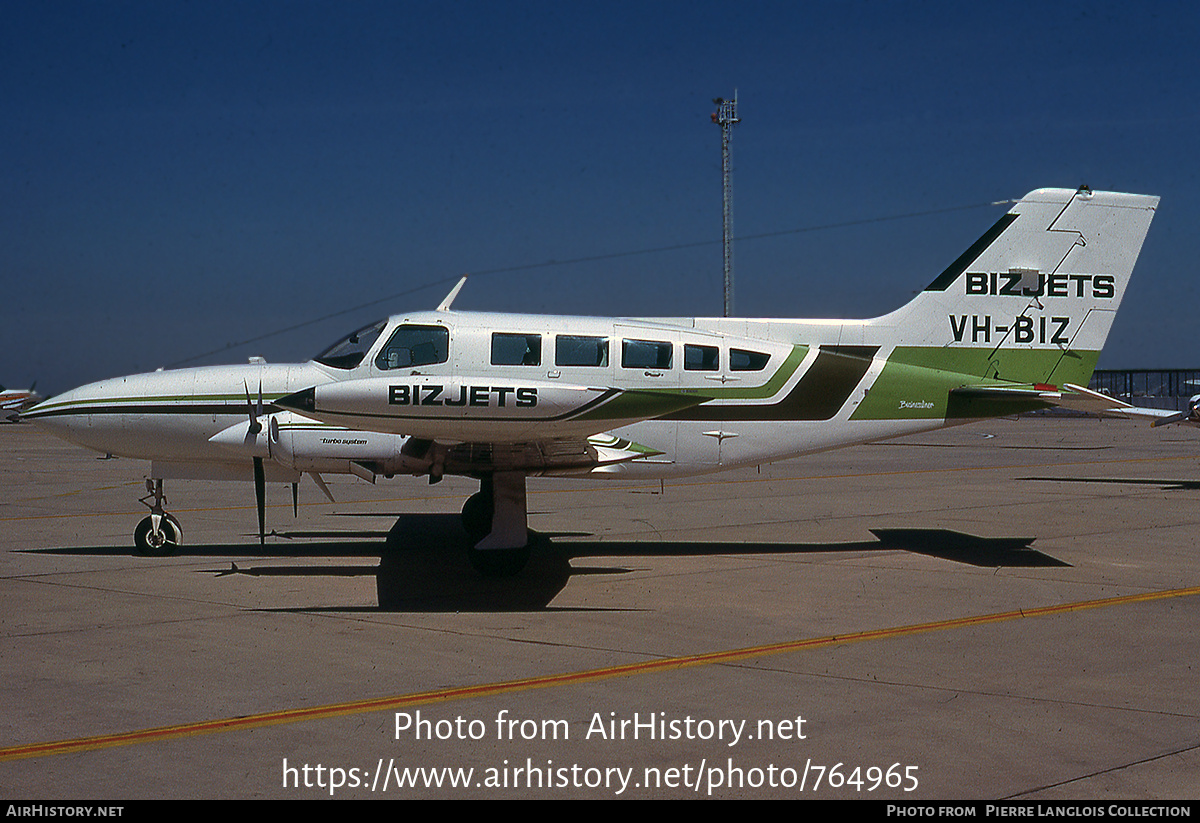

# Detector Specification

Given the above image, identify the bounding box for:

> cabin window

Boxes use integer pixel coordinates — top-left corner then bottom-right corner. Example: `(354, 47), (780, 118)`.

(491, 333), (542, 366)
(622, 339), (672, 369)
(556, 335), (609, 367)
(684, 344), (719, 371)
(730, 348), (770, 371)
(375, 325), (449, 370)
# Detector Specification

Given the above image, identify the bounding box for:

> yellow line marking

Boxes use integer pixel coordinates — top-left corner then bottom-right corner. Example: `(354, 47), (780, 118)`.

(4, 583), (1199, 762)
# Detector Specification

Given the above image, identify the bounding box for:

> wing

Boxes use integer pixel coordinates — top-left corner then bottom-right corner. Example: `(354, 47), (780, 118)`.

(405, 433), (664, 478)
(208, 409), (664, 484)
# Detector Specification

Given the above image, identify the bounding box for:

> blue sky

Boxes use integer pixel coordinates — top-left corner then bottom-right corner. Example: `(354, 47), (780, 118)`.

(4, 1), (1198, 393)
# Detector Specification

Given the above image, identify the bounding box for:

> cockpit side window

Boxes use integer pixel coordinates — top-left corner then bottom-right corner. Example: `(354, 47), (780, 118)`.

(313, 319), (387, 369)
(375, 325), (449, 370)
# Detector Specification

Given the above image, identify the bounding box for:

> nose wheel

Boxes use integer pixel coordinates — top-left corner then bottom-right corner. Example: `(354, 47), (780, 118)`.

(135, 479), (183, 556)
(134, 513), (182, 555)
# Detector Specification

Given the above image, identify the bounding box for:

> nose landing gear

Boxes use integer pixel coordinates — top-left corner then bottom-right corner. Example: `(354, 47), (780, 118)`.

(134, 479), (183, 556)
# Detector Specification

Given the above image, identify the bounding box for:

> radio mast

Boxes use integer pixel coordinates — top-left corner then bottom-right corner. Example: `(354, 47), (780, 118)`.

(712, 92), (740, 317)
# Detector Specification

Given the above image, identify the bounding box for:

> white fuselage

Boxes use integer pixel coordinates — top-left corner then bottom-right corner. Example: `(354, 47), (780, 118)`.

(26, 311), (941, 484)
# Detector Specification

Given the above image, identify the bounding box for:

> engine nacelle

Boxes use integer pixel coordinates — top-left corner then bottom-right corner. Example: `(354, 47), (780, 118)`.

(267, 414), (422, 476)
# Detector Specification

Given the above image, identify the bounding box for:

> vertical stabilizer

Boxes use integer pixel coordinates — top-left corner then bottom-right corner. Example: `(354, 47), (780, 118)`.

(847, 188), (1157, 422)
(881, 187), (1158, 385)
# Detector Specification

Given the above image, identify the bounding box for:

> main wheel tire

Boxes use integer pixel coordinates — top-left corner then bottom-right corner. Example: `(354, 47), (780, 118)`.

(461, 491), (492, 543)
(466, 542), (531, 578)
(134, 515), (181, 556)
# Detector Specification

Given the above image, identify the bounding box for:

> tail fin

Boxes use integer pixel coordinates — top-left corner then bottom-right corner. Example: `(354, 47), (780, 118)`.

(881, 187), (1158, 387)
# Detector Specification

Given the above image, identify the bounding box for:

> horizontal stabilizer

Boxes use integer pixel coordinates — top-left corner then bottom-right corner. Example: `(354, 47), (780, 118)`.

(949, 382), (1134, 415)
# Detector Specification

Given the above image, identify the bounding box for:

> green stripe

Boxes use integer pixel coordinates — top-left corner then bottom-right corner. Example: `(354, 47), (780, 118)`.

(569, 345), (813, 421)
(31, 392), (283, 413)
(699, 345), (808, 399)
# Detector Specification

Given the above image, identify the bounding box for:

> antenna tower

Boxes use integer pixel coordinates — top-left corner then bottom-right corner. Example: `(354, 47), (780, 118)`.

(712, 91), (740, 317)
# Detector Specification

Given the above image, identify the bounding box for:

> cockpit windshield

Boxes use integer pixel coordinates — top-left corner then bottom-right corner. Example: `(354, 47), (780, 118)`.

(313, 319), (387, 369)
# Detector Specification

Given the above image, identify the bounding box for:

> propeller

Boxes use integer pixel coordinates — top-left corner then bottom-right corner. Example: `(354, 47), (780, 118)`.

(243, 379), (263, 435)
(245, 379), (266, 543)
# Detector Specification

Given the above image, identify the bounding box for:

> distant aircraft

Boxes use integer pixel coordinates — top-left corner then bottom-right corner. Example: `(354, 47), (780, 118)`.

(2, 383), (43, 422)
(1100, 394), (1200, 427)
(1147, 398), (1200, 427)
(25, 187), (1159, 574)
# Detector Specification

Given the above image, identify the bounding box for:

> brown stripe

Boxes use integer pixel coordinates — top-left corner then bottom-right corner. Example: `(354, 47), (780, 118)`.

(665, 345), (878, 421)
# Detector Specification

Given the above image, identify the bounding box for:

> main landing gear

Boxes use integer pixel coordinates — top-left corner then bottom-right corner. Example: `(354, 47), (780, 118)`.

(134, 479), (182, 556)
(461, 471), (530, 577)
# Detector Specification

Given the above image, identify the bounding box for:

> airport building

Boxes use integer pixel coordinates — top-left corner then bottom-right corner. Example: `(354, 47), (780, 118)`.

(1089, 369), (1200, 411)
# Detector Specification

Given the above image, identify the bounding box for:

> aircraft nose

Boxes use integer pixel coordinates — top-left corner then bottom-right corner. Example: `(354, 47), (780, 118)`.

(23, 393), (64, 419)
(22, 398), (48, 419)
(23, 387), (88, 428)
(20, 378), (126, 451)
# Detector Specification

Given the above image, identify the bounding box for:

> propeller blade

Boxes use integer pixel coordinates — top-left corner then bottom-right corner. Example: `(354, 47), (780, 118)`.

(267, 414), (279, 461)
(244, 381), (261, 435)
(253, 456), (265, 544)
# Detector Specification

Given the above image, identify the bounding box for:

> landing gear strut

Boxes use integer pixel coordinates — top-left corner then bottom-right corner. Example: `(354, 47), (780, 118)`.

(134, 479), (183, 556)
(462, 472), (530, 577)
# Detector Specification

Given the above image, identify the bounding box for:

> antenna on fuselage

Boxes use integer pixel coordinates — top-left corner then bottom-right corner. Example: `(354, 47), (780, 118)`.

(712, 91), (739, 317)
(436, 275), (469, 311)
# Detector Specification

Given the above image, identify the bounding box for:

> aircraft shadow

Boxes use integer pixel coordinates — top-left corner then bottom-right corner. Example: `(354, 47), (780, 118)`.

(1024, 476), (1200, 491)
(24, 515), (1065, 612)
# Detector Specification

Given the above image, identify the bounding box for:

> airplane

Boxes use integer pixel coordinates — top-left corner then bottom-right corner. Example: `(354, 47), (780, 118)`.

(23, 186), (1159, 575)
(2, 383), (43, 422)
(1097, 393), (1200, 427)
